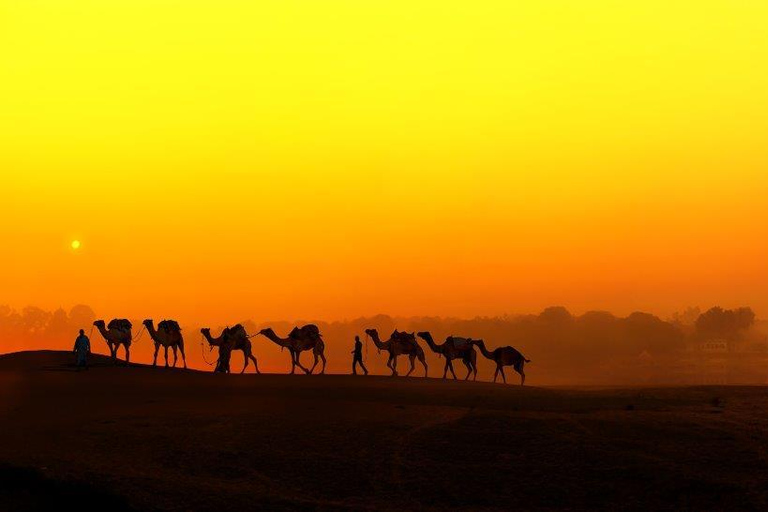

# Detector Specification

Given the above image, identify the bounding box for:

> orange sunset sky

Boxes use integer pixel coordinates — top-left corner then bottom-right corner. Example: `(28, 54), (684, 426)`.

(1, 1), (768, 324)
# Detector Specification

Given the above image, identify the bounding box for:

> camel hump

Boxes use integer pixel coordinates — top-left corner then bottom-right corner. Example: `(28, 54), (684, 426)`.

(158, 320), (181, 332)
(108, 319), (132, 332)
(227, 324), (248, 338)
(448, 336), (471, 350)
(291, 324), (322, 340)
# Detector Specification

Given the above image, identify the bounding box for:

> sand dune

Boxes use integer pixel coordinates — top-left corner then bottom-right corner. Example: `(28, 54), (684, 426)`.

(1, 351), (767, 511)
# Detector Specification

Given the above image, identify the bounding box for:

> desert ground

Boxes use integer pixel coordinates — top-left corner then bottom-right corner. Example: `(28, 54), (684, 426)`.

(2, 351), (768, 511)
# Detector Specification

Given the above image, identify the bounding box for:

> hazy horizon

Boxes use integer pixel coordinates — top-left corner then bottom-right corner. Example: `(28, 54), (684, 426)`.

(3, 302), (766, 385)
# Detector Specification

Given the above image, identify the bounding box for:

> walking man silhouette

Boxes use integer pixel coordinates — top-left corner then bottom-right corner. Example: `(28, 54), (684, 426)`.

(73, 329), (91, 370)
(352, 335), (368, 375)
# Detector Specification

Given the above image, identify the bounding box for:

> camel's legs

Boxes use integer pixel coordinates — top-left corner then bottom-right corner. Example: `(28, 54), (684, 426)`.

(249, 354), (260, 374)
(309, 353), (319, 375)
(294, 352), (311, 374)
(499, 366), (507, 384)
(462, 359), (473, 380)
(124, 346), (130, 365)
(310, 350), (326, 374)
(390, 355), (399, 376)
(445, 359), (457, 380)
(171, 346), (178, 368)
(178, 343), (187, 369)
(405, 355), (416, 377)
(164, 346), (169, 367)
(493, 366), (499, 383)
(442, 359), (448, 379)
(515, 362), (525, 386)
(420, 355), (428, 378)
(241, 349), (250, 374)
(152, 343), (160, 366)
(318, 349), (327, 375)
(384, 355), (393, 375)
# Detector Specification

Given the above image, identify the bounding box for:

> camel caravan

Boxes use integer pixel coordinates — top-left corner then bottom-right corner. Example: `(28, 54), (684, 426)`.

(90, 319), (531, 385)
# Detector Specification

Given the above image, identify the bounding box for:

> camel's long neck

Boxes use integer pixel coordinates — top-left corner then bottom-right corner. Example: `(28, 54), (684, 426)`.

(203, 332), (223, 347)
(423, 335), (443, 354)
(264, 332), (292, 348)
(369, 332), (390, 351)
(145, 323), (159, 340)
(95, 324), (111, 339)
(475, 341), (494, 360)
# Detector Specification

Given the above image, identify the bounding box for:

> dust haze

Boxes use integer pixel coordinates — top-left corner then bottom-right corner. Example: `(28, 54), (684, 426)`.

(2, 303), (766, 385)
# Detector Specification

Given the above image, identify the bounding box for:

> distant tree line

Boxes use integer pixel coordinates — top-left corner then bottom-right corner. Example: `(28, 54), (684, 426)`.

(0, 304), (96, 350)
(0, 303), (763, 383)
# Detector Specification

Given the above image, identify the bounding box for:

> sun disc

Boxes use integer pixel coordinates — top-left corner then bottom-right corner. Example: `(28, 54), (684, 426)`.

(71, 240), (81, 250)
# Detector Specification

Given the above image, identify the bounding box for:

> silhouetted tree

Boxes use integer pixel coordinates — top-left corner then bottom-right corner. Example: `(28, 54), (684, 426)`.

(68, 304), (96, 329)
(538, 306), (573, 326)
(695, 307), (755, 340)
(45, 308), (69, 342)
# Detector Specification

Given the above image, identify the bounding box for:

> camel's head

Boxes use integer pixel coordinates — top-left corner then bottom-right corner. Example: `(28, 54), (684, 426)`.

(364, 328), (378, 339)
(258, 327), (275, 337)
(142, 319), (153, 328)
(470, 338), (485, 347)
(200, 327), (211, 339)
(416, 331), (432, 342)
(93, 320), (105, 327)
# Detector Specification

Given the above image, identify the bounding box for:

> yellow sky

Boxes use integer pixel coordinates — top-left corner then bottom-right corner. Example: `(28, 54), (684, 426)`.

(1, 1), (767, 322)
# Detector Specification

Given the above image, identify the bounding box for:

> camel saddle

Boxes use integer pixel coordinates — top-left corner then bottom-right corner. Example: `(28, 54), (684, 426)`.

(289, 324), (322, 341)
(108, 319), (132, 332)
(447, 336), (471, 350)
(158, 320), (181, 332)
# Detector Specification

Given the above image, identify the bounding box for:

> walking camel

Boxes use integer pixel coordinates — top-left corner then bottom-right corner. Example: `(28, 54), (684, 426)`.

(143, 319), (186, 369)
(365, 328), (428, 377)
(93, 319), (132, 364)
(416, 331), (477, 380)
(472, 339), (530, 385)
(200, 327), (230, 373)
(258, 325), (327, 375)
(201, 325), (260, 374)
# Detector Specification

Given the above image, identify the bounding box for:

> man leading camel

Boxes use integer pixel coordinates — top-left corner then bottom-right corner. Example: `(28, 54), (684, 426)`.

(352, 335), (368, 375)
(73, 329), (91, 370)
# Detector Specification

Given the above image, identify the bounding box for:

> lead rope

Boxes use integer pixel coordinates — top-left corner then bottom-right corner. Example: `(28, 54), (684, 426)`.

(132, 325), (146, 343)
(200, 334), (215, 366)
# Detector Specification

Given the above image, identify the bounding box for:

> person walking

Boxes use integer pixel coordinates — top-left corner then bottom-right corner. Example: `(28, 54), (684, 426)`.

(352, 335), (368, 375)
(73, 329), (91, 370)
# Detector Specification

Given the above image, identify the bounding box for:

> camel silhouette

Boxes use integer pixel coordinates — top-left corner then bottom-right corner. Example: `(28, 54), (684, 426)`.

(143, 319), (186, 369)
(365, 328), (428, 377)
(201, 325), (260, 374)
(258, 325), (326, 375)
(93, 319), (132, 364)
(472, 339), (530, 385)
(417, 331), (477, 380)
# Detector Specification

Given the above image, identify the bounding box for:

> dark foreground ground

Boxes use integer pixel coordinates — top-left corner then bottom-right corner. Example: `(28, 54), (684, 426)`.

(2, 351), (768, 511)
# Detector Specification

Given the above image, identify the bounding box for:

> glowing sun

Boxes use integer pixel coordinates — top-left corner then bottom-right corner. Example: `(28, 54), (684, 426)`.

(71, 240), (81, 250)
